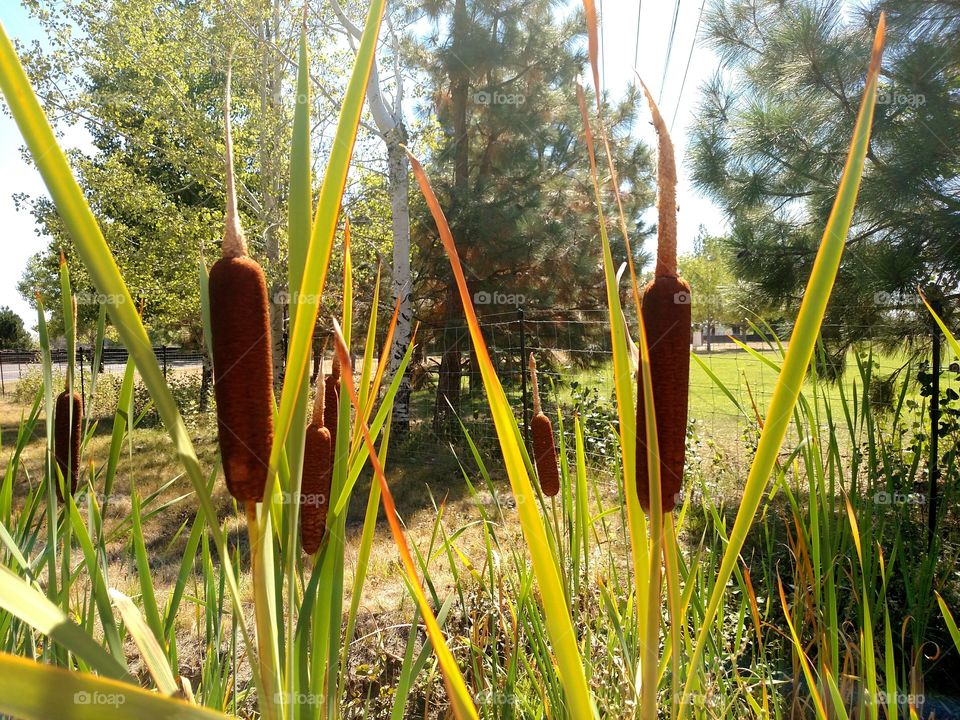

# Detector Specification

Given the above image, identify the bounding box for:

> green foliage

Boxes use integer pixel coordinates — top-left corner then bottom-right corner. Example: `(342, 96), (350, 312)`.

(0, 307), (32, 349)
(413, 0), (656, 329)
(690, 0), (959, 354)
(678, 230), (747, 334)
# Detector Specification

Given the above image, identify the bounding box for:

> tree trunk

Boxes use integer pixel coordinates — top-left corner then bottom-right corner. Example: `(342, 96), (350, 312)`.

(386, 126), (413, 436)
(433, 343), (462, 438)
(260, 1), (285, 390)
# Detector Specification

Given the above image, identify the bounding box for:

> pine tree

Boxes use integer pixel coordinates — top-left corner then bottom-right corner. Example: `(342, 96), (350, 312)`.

(690, 0), (960, 373)
(414, 0), (655, 431)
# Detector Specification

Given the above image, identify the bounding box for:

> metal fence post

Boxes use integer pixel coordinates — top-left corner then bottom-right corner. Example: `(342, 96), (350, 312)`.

(928, 317), (941, 550)
(162, 345), (168, 379)
(518, 305), (530, 451)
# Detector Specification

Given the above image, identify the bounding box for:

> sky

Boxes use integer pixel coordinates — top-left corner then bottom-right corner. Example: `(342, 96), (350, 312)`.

(0, 0), (726, 332)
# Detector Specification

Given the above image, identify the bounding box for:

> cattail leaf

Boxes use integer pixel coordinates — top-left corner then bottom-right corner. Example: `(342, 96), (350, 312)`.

(407, 152), (594, 719)
(129, 488), (164, 645)
(330, 321), (479, 720)
(0, 20), (267, 709)
(331, 299), (406, 516)
(33, 295), (58, 602)
(64, 500), (125, 667)
(679, 18), (887, 715)
(283, 20), (313, 704)
(920, 292), (960, 358)
(266, 0), (387, 504)
(937, 593), (960, 655)
(0, 566), (130, 682)
(103, 358), (135, 510)
(0, 652), (230, 720)
(107, 588), (179, 697)
(575, 81), (651, 653)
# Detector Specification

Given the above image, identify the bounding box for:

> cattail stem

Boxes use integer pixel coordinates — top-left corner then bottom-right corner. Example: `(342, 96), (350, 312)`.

(222, 60), (247, 259)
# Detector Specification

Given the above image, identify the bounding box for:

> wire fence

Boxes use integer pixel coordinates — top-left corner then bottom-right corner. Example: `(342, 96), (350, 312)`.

(0, 310), (943, 482)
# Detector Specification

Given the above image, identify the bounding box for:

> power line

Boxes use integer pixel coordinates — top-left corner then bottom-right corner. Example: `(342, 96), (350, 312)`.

(633, 0), (643, 70)
(670, 0), (706, 132)
(599, 0), (607, 95)
(658, 0), (682, 104)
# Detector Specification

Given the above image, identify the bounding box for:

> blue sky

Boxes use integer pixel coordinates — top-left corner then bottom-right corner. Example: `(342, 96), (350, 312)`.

(0, 0), (726, 331)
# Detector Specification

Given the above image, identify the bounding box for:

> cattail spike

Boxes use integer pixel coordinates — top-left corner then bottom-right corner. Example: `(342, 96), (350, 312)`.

(634, 80), (690, 514)
(208, 59), (274, 503)
(529, 353), (542, 416)
(532, 413), (560, 497)
(529, 353), (559, 497)
(54, 390), (82, 502)
(222, 59), (247, 259)
(638, 79), (677, 278)
(301, 421), (332, 554)
(330, 350), (341, 380)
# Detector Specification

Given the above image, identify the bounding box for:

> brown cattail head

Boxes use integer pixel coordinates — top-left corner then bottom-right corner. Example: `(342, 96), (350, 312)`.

(300, 421), (332, 554)
(532, 413), (560, 497)
(634, 81), (690, 514)
(529, 354), (560, 497)
(209, 62), (274, 503)
(54, 390), (82, 502)
(635, 275), (691, 513)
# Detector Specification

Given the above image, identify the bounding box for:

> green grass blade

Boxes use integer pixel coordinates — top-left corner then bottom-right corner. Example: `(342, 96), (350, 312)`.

(0, 566), (131, 681)
(0, 19), (267, 709)
(0, 652), (230, 720)
(408, 152), (594, 719)
(107, 588), (179, 696)
(678, 20), (886, 714)
(265, 0), (387, 501)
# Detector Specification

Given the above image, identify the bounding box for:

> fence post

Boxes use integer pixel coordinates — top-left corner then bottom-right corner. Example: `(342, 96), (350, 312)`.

(518, 305), (530, 451)
(162, 345), (168, 379)
(0, 352), (5, 396)
(928, 315), (941, 550)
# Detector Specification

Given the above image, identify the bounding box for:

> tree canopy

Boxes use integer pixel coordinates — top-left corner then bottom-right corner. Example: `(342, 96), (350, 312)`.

(690, 0), (960, 364)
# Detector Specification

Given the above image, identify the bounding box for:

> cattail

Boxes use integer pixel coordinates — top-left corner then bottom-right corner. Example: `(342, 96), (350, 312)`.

(209, 64), (274, 503)
(323, 351), (341, 450)
(529, 354), (560, 497)
(301, 371), (332, 554)
(54, 389), (82, 502)
(54, 294), (82, 502)
(635, 84), (691, 514)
